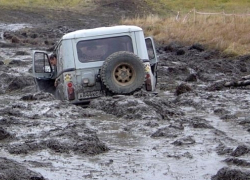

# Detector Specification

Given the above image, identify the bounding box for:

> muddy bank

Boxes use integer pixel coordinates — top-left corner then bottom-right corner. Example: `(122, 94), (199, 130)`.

(0, 92), (108, 155)
(212, 167), (250, 180)
(1, 4), (250, 179)
(0, 157), (45, 180)
(0, 59), (36, 94)
(1, 42), (250, 179)
(0, 0), (152, 47)
(89, 94), (183, 120)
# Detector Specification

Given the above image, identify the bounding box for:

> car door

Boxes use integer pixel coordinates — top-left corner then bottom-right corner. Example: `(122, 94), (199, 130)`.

(32, 51), (53, 79)
(145, 37), (158, 86)
(145, 37), (158, 66)
(32, 51), (56, 93)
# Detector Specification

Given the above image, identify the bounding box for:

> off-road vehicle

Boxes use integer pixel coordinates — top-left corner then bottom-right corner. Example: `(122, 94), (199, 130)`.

(33, 25), (158, 104)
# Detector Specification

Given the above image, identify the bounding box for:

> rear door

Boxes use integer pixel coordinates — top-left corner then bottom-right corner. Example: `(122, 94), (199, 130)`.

(145, 37), (158, 88)
(145, 37), (158, 65)
(32, 51), (53, 79)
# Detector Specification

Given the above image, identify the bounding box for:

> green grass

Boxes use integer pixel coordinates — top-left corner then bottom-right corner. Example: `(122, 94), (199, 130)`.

(1, 0), (250, 14)
(0, 0), (91, 10)
(146, 0), (250, 15)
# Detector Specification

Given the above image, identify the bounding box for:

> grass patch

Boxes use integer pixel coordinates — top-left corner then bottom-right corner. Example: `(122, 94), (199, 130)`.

(145, 0), (250, 15)
(122, 12), (250, 55)
(131, 0), (250, 55)
(0, 0), (93, 10)
(1, 0), (250, 55)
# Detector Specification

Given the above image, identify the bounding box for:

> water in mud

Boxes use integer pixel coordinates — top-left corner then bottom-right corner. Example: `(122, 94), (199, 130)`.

(1, 19), (250, 180)
(0, 23), (31, 42)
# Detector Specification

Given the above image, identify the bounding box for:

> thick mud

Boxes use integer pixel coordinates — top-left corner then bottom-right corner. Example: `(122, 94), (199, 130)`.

(1, 4), (250, 180)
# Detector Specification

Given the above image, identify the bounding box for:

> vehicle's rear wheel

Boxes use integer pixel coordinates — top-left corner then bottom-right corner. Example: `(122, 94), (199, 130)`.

(101, 51), (145, 94)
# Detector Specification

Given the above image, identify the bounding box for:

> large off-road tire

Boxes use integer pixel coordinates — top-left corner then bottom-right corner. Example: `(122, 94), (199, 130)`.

(101, 51), (145, 94)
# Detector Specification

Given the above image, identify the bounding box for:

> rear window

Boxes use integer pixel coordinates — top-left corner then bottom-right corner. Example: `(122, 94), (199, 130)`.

(76, 36), (133, 63)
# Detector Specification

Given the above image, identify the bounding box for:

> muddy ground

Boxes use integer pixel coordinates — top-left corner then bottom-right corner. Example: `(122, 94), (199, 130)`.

(1, 3), (250, 180)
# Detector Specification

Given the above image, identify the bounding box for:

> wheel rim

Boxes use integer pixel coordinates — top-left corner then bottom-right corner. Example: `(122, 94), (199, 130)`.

(112, 63), (136, 86)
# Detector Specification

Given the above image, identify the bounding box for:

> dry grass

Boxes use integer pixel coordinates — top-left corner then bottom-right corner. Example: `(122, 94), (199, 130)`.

(145, 0), (250, 15)
(122, 12), (250, 55)
(1, 0), (250, 55)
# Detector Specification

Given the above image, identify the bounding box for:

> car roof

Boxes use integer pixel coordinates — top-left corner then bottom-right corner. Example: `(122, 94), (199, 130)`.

(62, 25), (142, 40)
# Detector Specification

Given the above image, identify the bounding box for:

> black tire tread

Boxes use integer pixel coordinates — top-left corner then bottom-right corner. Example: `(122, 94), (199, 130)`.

(101, 51), (145, 94)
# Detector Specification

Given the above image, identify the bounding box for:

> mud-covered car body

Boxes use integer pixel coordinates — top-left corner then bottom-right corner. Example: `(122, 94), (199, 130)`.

(33, 25), (158, 104)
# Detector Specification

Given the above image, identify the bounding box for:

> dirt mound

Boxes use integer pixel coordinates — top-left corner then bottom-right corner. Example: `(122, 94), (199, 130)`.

(151, 126), (183, 138)
(189, 117), (214, 129)
(216, 143), (234, 155)
(7, 76), (35, 92)
(224, 158), (250, 167)
(172, 136), (196, 146)
(7, 132), (109, 155)
(0, 72), (36, 93)
(212, 167), (250, 180)
(0, 127), (11, 140)
(231, 145), (250, 157)
(21, 92), (55, 101)
(0, 64), (9, 75)
(89, 95), (184, 120)
(158, 42), (250, 93)
(0, 157), (45, 180)
(175, 83), (192, 95)
(96, 0), (152, 15)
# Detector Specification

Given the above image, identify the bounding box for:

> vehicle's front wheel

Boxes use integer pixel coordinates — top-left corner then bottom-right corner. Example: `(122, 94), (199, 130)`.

(101, 51), (145, 94)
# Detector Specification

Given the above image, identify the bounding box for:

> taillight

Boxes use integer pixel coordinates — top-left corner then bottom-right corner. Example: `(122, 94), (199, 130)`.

(67, 82), (73, 88)
(145, 73), (152, 91)
(67, 82), (75, 100)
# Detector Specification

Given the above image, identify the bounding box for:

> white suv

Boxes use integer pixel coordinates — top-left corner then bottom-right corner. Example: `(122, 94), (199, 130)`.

(33, 25), (158, 104)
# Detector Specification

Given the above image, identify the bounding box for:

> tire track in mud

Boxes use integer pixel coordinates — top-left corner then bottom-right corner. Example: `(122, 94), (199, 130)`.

(175, 89), (250, 180)
(0, 93), (110, 179)
(1, 26), (250, 179)
(87, 88), (250, 179)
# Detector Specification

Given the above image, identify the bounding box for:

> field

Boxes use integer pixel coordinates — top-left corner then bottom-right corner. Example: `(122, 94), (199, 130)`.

(0, 0), (91, 9)
(125, 0), (250, 55)
(145, 0), (250, 14)
(1, 0), (250, 55)
(1, 0), (249, 12)
(1, 1), (250, 180)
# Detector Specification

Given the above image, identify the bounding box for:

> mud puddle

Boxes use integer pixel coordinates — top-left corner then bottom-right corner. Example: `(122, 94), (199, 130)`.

(0, 23), (31, 42)
(1, 20), (250, 180)
(0, 101), (224, 180)
(90, 117), (225, 180)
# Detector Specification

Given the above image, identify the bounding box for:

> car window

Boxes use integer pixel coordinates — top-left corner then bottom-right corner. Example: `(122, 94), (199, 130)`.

(145, 38), (155, 60)
(77, 36), (133, 63)
(34, 52), (50, 73)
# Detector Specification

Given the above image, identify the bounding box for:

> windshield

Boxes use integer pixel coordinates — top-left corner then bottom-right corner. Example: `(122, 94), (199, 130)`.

(76, 36), (133, 63)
